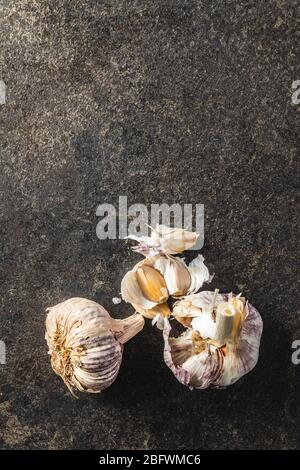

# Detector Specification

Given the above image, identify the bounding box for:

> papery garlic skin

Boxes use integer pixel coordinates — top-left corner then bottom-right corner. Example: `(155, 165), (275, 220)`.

(121, 254), (210, 318)
(127, 225), (199, 256)
(45, 298), (144, 396)
(151, 225), (199, 254)
(164, 291), (263, 389)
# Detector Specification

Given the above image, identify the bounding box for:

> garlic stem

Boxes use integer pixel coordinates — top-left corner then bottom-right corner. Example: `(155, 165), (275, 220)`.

(214, 302), (236, 345)
(113, 313), (145, 344)
(232, 311), (242, 342)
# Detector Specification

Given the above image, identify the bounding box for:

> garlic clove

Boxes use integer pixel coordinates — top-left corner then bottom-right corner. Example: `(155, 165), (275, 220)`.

(121, 256), (170, 316)
(135, 265), (168, 303)
(127, 225), (199, 256)
(180, 290), (224, 310)
(191, 313), (217, 340)
(153, 255), (191, 297)
(152, 225), (199, 254)
(131, 302), (171, 319)
(45, 297), (144, 397)
(121, 269), (159, 312)
(148, 303), (172, 318)
(163, 291), (263, 389)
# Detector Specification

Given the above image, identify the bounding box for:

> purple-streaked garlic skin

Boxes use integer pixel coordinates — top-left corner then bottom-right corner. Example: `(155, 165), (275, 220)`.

(45, 297), (144, 396)
(218, 299), (263, 387)
(163, 291), (263, 389)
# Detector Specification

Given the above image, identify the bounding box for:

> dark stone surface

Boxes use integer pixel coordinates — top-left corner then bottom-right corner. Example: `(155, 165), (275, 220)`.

(0, 0), (299, 450)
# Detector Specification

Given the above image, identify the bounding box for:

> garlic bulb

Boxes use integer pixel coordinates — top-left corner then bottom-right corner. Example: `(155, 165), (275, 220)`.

(121, 254), (210, 319)
(45, 298), (144, 396)
(127, 225), (199, 256)
(163, 291), (263, 388)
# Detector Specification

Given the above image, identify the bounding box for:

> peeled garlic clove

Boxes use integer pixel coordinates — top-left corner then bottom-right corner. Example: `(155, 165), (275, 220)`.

(127, 225), (199, 256)
(45, 297), (144, 396)
(163, 291), (263, 388)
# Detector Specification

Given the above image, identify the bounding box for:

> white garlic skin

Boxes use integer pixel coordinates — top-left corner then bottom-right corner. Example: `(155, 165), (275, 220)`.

(151, 225), (199, 254)
(45, 298), (144, 396)
(164, 291), (263, 389)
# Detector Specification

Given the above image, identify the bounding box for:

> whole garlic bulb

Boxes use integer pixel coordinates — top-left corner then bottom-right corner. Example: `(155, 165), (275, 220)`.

(163, 291), (263, 388)
(45, 298), (144, 396)
(121, 254), (210, 319)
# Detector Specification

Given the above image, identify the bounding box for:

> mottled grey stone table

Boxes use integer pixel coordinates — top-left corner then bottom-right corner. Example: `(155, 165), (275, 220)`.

(0, 0), (299, 450)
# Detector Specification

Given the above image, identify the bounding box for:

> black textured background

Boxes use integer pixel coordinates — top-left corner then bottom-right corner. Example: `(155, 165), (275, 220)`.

(0, 0), (299, 450)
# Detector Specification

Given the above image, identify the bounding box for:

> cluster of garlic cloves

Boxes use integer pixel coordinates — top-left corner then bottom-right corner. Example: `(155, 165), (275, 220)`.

(121, 253), (210, 319)
(163, 290), (263, 388)
(45, 298), (144, 397)
(121, 225), (211, 320)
